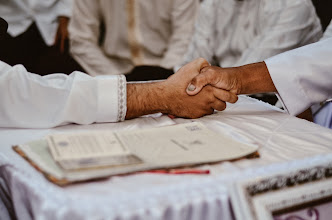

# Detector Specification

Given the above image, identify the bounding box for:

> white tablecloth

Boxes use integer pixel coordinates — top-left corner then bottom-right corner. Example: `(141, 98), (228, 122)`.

(1, 96), (331, 220)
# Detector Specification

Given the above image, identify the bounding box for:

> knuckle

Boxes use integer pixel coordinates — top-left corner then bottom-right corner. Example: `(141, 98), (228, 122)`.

(197, 57), (208, 64)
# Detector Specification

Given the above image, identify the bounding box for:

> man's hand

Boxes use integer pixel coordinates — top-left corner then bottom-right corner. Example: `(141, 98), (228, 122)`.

(54, 16), (70, 53)
(126, 58), (238, 119)
(186, 62), (277, 97)
(162, 58), (238, 118)
(186, 66), (241, 98)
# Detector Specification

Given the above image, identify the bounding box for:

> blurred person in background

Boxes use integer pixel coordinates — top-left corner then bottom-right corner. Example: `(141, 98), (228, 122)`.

(69, 0), (198, 81)
(178, 0), (322, 70)
(177, 0), (322, 120)
(311, 19), (332, 129)
(0, 0), (82, 75)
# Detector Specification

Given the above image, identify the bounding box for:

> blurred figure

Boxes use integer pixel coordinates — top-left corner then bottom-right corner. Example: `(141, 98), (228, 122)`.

(178, 0), (322, 70)
(311, 19), (332, 129)
(177, 0), (322, 120)
(0, 0), (82, 75)
(69, 0), (198, 80)
(311, 0), (332, 31)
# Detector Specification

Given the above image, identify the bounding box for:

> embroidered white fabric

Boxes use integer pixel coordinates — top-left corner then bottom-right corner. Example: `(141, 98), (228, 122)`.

(0, 96), (332, 220)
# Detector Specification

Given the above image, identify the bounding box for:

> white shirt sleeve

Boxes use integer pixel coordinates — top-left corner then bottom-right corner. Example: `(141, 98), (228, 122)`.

(53, 0), (72, 18)
(174, 0), (216, 72)
(265, 37), (332, 116)
(159, 0), (198, 69)
(0, 61), (127, 128)
(69, 0), (123, 76)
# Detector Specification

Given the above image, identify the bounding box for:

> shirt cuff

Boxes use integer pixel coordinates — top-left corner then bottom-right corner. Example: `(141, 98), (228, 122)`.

(96, 75), (127, 123)
(54, 0), (72, 18)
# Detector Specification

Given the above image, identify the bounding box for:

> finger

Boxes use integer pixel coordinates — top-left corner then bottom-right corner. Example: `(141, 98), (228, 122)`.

(168, 114), (176, 119)
(211, 100), (227, 112)
(191, 57), (210, 73)
(187, 70), (217, 96)
(212, 87), (238, 103)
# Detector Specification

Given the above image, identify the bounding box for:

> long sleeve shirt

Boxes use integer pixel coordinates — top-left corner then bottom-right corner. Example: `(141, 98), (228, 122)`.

(69, 0), (198, 76)
(178, 0), (322, 70)
(0, 61), (126, 128)
(265, 36), (332, 116)
(0, 0), (72, 46)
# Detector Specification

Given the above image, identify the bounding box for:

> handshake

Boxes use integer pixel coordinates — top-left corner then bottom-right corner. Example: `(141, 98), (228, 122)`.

(126, 58), (270, 119)
(164, 58), (240, 118)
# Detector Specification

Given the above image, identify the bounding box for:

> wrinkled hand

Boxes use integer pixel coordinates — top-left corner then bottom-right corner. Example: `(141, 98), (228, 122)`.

(161, 58), (237, 118)
(54, 16), (69, 53)
(186, 66), (240, 103)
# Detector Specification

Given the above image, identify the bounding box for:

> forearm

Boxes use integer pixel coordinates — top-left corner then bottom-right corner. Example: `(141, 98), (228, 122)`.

(126, 57), (225, 120)
(126, 82), (167, 119)
(236, 62), (277, 95)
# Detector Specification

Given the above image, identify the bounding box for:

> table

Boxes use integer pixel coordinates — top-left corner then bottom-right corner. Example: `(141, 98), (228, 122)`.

(1, 96), (332, 220)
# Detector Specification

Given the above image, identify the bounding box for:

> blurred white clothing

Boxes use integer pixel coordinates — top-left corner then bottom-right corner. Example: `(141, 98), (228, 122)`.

(265, 37), (332, 116)
(69, 0), (198, 76)
(0, 0), (72, 46)
(178, 0), (322, 70)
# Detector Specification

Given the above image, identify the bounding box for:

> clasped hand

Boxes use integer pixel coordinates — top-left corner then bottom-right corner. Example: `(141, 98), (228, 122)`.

(164, 58), (239, 119)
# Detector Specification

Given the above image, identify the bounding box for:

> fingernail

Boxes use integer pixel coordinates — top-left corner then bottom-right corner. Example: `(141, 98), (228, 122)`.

(187, 84), (196, 91)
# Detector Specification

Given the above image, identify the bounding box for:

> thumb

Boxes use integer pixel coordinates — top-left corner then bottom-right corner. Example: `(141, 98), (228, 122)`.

(186, 67), (219, 95)
(186, 58), (211, 96)
(186, 74), (207, 96)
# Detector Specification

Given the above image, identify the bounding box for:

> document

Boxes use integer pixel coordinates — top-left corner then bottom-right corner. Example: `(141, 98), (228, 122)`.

(48, 132), (142, 170)
(13, 122), (259, 185)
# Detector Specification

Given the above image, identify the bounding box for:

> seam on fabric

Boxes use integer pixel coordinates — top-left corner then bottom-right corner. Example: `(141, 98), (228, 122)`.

(117, 75), (127, 121)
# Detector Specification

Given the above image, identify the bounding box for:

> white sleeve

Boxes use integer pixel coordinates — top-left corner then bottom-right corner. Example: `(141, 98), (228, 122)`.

(0, 61), (127, 128)
(265, 38), (332, 116)
(53, 0), (73, 18)
(174, 0), (216, 72)
(160, 0), (198, 69)
(69, 0), (122, 76)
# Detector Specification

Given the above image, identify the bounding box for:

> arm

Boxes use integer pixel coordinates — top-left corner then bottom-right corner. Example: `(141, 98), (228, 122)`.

(187, 38), (332, 116)
(54, 16), (70, 53)
(233, 0), (322, 66)
(69, 0), (121, 76)
(186, 62), (276, 95)
(53, 0), (74, 52)
(174, 0), (216, 71)
(160, 0), (199, 69)
(126, 58), (237, 119)
(0, 58), (235, 128)
(0, 61), (125, 128)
